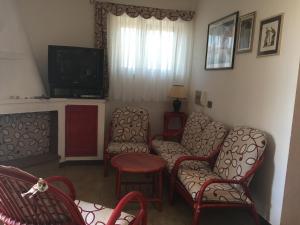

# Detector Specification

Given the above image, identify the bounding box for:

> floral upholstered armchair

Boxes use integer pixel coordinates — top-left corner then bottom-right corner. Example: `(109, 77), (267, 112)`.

(0, 166), (147, 225)
(170, 126), (267, 225)
(104, 106), (151, 176)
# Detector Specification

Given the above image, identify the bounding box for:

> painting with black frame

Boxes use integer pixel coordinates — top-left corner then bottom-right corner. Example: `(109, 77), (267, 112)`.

(205, 12), (239, 70)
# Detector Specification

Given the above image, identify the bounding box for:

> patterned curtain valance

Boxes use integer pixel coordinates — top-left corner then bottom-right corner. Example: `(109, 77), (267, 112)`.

(95, 2), (195, 21)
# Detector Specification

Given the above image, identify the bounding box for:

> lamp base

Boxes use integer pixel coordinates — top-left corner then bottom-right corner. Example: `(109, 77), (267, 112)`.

(173, 99), (181, 112)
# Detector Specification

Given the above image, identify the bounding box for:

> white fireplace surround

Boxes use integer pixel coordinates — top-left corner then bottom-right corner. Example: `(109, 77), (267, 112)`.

(0, 98), (106, 163)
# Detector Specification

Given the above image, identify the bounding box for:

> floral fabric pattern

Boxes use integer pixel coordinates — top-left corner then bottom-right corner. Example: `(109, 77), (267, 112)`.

(181, 112), (210, 151)
(213, 126), (267, 180)
(96, 2), (195, 21)
(0, 113), (50, 162)
(190, 121), (227, 157)
(177, 167), (251, 204)
(160, 151), (209, 172)
(75, 200), (134, 225)
(152, 141), (187, 155)
(107, 142), (149, 154)
(111, 107), (149, 143)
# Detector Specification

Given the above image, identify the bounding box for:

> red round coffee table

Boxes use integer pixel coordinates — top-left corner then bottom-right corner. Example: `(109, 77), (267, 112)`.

(111, 152), (166, 210)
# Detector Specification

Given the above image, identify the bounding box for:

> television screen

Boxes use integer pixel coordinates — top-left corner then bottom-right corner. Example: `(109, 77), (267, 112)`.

(48, 45), (104, 98)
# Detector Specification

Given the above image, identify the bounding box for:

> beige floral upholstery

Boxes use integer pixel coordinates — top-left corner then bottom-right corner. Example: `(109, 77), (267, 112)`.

(181, 112), (210, 151)
(75, 200), (134, 225)
(160, 152), (191, 172)
(213, 126), (267, 180)
(111, 107), (149, 143)
(107, 142), (150, 154)
(153, 141), (188, 155)
(177, 167), (251, 204)
(189, 121), (227, 157)
(161, 151), (210, 172)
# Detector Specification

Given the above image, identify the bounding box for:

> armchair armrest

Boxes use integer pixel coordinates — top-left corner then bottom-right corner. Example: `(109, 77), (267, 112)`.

(107, 191), (147, 225)
(45, 176), (76, 200)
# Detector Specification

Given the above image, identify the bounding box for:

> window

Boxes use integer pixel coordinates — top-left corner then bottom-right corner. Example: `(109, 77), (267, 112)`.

(108, 14), (194, 101)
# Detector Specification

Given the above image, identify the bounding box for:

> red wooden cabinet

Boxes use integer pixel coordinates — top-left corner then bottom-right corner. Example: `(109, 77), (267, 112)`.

(65, 105), (98, 157)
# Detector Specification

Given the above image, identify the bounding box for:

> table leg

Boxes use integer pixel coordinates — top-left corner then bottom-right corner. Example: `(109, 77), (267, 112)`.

(157, 170), (163, 211)
(115, 170), (121, 199)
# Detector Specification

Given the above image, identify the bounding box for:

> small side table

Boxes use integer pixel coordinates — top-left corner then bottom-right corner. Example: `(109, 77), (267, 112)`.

(163, 112), (187, 141)
(111, 153), (166, 210)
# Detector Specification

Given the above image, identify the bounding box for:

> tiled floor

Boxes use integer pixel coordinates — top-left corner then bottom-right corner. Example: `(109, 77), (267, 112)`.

(23, 161), (265, 225)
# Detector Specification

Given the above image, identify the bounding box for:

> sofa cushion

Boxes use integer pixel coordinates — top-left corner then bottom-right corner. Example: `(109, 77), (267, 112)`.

(181, 112), (210, 151)
(160, 151), (210, 172)
(213, 126), (267, 180)
(107, 142), (150, 154)
(152, 141), (188, 155)
(177, 168), (251, 204)
(75, 200), (134, 225)
(190, 121), (227, 157)
(111, 107), (149, 143)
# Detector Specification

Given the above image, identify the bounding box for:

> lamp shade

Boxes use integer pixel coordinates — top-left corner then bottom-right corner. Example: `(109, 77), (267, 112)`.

(168, 85), (187, 99)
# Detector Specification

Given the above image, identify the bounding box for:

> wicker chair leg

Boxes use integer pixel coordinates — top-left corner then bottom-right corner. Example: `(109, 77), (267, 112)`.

(192, 206), (201, 225)
(169, 184), (175, 205)
(250, 204), (260, 225)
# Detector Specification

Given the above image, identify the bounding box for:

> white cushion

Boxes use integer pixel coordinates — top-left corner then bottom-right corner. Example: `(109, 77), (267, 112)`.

(75, 200), (135, 225)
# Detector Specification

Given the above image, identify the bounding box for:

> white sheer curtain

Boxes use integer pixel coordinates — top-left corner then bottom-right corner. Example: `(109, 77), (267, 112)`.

(107, 13), (194, 101)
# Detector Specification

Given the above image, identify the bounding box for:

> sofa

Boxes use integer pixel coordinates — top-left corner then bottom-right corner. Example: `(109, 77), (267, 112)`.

(152, 112), (267, 225)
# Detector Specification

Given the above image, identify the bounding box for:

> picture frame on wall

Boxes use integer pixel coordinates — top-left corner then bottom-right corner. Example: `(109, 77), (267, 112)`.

(237, 12), (256, 53)
(205, 11), (239, 70)
(257, 14), (283, 56)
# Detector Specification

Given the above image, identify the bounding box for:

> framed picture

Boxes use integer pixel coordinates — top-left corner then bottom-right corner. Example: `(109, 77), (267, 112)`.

(257, 14), (283, 56)
(205, 12), (239, 70)
(237, 12), (256, 53)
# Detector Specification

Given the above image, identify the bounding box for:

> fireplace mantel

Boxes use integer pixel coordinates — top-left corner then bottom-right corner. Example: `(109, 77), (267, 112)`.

(0, 98), (106, 163)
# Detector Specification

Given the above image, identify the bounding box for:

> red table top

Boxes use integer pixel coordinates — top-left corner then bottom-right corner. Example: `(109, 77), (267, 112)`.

(111, 153), (166, 173)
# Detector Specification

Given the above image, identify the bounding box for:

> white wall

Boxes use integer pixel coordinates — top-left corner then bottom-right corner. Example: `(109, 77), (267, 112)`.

(0, 0), (45, 100)
(16, 0), (196, 134)
(189, 0), (300, 224)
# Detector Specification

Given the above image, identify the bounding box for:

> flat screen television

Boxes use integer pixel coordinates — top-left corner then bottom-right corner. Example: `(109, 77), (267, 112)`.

(48, 45), (104, 99)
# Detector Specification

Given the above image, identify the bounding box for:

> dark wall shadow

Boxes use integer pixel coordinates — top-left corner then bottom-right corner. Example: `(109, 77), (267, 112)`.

(250, 132), (275, 221)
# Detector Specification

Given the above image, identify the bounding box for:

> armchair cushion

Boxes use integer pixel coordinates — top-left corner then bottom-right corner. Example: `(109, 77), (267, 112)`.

(213, 126), (267, 180)
(111, 107), (149, 143)
(181, 112), (210, 151)
(190, 121), (227, 157)
(75, 200), (134, 225)
(107, 142), (150, 154)
(178, 168), (251, 204)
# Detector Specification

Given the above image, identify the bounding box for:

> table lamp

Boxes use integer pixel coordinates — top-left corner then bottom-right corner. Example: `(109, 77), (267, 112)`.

(168, 85), (187, 112)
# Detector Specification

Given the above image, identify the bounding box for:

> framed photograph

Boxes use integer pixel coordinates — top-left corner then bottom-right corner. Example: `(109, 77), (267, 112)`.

(237, 12), (256, 53)
(205, 12), (239, 70)
(257, 14), (283, 56)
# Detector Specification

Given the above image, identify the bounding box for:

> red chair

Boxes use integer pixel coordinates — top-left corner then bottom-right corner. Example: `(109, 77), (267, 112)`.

(0, 166), (147, 225)
(104, 107), (151, 176)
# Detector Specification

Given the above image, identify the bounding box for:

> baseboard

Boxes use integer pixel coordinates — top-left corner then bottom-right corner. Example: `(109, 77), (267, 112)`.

(59, 160), (103, 167)
(260, 215), (272, 225)
(0, 153), (59, 169)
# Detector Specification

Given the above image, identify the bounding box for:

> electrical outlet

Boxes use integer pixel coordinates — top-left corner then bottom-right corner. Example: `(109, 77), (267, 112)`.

(207, 101), (213, 108)
(195, 90), (201, 105)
